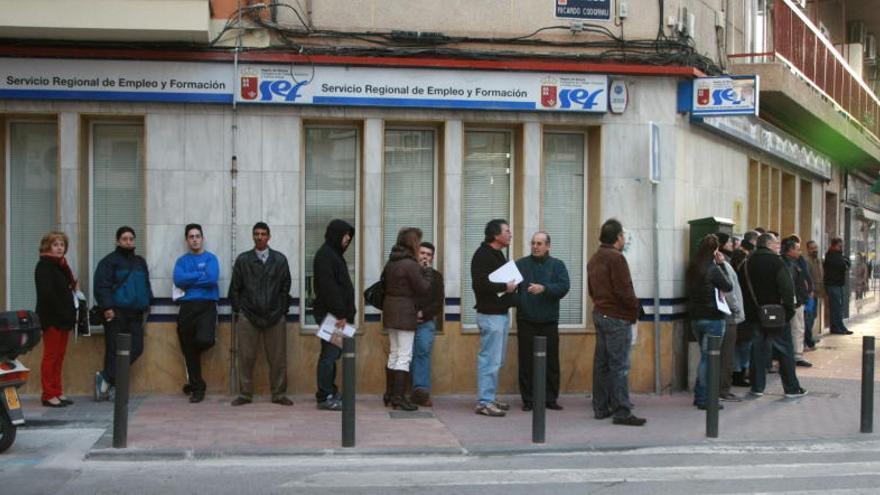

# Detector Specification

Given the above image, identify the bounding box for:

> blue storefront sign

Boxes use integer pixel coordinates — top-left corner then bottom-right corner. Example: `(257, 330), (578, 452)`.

(677, 75), (760, 116)
(555, 0), (612, 21)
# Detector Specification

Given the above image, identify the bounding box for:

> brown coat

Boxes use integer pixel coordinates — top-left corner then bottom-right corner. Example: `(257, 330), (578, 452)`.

(587, 244), (640, 322)
(382, 247), (431, 330)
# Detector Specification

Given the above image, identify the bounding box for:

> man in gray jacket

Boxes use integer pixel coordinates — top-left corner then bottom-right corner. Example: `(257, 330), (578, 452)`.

(228, 222), (293, 407)
(717, 232), (745, 402)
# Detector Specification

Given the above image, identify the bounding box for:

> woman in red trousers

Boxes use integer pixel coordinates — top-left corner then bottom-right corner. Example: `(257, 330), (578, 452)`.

(34, 231), (77, 407)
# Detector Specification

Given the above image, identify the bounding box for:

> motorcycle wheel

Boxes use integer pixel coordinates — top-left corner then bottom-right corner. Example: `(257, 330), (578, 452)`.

(0, 409), (16, 453)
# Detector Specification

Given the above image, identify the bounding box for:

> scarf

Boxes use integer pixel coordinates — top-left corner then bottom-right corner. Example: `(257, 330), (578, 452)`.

(41, 254), (76, 290)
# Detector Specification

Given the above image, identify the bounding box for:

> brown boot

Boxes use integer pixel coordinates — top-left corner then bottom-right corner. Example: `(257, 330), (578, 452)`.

(383, 367), (393, 407)
(390, 370), (418, 411)
(410, 388), (433, 407)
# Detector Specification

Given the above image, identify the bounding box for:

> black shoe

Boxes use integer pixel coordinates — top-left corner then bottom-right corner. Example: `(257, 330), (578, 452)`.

(612, 414), (646, 426)
(272, 396), (294, 406)
(59, 396), (74, 406)
(230, 396), (252, 406)
(594, 410), (613, 420)
(521, 401), (533, 412)
(720, 392), (742, 402)
(546, 402), (564, 410)
(42, 398), (67, 408)
(189, 391), (205, 403)
(796, 360), (813, 368)
(182, 384), (192, 395)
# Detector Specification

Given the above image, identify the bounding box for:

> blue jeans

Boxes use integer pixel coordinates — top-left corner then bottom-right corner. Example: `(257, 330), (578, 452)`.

(476, 313), (510, 405)
(411, 320), (436, 391)
(749, 322), (802, 394)
(592, 312), (634, 418)
(691, 319), (726, 406)
(315, 339), (342, 401)
(804, 300), (817, 345)
(827, 286), (847, 332)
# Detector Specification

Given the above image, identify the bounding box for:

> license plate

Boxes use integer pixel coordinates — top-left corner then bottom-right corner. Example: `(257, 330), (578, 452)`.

(4, 387), (20, 411)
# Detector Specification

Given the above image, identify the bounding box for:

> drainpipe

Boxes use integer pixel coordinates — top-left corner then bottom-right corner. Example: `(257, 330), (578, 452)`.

(228, 0), (243, 396)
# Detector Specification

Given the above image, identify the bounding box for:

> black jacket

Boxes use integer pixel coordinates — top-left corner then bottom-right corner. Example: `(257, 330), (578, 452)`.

(94, 247), (153, 312)
(416, 268), (444, 324)
(687, 260), (733, 320)
(783, 256), (809, 306)
(470, 242), (516, 314)
(34, 257), (76, 329)
(823, 250), (850, 287)
(739, 247), (796, 323)
(228, 248), (292, 328)
(312, 219), (356, 324)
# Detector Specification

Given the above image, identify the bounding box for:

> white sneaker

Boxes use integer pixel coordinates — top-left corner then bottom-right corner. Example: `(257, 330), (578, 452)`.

(785, 388), (808, 399)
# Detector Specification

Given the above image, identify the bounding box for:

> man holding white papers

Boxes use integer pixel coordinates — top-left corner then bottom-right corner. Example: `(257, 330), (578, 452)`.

(515, 231), (570, 412)
(471, 219), (517, 417)
(312, 219), (356, 411)
(172, 224), (220, 404)
(228, 222), (292, 407)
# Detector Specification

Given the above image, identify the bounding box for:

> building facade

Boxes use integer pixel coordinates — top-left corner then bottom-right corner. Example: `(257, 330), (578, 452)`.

(2, 0), (879, 396)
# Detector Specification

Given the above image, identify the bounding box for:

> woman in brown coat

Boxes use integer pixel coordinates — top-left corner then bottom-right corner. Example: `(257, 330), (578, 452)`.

(382, 227), (432, 411)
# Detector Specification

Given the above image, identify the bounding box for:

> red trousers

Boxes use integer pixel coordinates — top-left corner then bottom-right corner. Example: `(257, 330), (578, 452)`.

(41, 326), (70, 401)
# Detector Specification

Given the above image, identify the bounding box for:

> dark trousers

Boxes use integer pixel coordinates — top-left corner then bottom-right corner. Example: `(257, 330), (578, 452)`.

(592, 312), (634, 418)
(720, 322), (737, 394)
(101, 309), (145, 386)
(749, 321), (801, 394)
(516, 319), (560, 404)
(316, 339), (342, 401)
(177, 301), (217, 393)
(827, 286), (848, 332)
(804, 306), (817, 346)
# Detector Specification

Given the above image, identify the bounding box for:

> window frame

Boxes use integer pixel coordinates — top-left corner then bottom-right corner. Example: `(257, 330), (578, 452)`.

(299, 123), (362, 331)
(460, 127), (516, 332)
(381, 125), (440, 260)
(86, 120), (147, 309)
(541, 129), (589, 330)
(4, 118), (59, 311)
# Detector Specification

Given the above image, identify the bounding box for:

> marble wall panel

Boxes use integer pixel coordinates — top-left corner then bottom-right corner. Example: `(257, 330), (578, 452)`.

(145, 170), (186, 226)
(262, 115), (301, 172)
(184, 171), (230, 226)
(233, 171), (264, 227)
(146, 224), (185, 283)
(146, 113), (185, 171)
(261, 172), (299, 227)
(184, 113), (227, 171)
(233, 113), (263, 172)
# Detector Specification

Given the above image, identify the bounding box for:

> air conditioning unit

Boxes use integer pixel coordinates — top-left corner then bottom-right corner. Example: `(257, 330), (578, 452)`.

(849, 21), (867, 45)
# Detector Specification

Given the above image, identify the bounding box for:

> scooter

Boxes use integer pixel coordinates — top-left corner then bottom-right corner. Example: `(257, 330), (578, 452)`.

(0, 358), (29, 453)
(0, 310), (41, 454)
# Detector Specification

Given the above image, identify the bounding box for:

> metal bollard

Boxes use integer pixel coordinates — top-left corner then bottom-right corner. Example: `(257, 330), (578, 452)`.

(862, 336), (875, 434)
(532, 336), (547, 444)
(342, 337), (356, 448)
(706, 335), (721, 439)
(112, 332), (131, 449)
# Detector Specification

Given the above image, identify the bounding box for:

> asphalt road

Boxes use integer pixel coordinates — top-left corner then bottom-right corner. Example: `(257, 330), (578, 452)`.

(5, 425), (880, 494)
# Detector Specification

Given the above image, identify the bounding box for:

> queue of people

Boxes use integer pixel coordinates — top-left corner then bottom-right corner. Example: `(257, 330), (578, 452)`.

(28, 216), (852, 429)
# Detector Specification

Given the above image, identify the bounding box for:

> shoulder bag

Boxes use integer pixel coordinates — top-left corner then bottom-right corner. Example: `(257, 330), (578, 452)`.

(743, 257), (786, 328)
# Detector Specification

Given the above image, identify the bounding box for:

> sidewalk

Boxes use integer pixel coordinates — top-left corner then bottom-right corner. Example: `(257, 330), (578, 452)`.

(19, 316), (880, 459)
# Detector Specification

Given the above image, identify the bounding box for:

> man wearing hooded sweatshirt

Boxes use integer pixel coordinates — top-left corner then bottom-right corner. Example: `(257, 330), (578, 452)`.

(93, 226), (153, 401)
(313, 219), (356, 410)
(229, 222), (293, 407)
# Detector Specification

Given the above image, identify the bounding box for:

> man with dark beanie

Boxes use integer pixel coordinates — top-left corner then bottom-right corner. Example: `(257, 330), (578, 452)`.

(313, 219), (356, 410)
(93, 226), (153, 402)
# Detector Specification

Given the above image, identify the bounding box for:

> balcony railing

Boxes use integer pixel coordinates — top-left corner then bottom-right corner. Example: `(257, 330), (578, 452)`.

(729, 0), (880, 143)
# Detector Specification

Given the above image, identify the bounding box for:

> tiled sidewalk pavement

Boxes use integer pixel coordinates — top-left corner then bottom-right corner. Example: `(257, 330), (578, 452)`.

(15, 315), (880, 456)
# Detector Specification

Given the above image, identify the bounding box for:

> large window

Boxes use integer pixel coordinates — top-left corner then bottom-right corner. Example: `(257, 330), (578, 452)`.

(461, 130), (513, 325)
(303, 127), (358, 325)
(90, 123), (145, 280)
(383, 129), (436, 259)
(543, 132), (585, 325)
(6, 121), (58, 310)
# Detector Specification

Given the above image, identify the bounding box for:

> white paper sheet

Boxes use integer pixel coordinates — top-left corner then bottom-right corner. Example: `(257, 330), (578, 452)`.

(489, 260), (524, 285)
(171, 284), (186, 302)
(715, 288), (732, 315)
(317, 314), (357, 348)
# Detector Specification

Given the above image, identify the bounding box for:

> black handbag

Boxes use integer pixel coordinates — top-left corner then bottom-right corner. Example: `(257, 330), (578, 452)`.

(363, 275), (385, 310)
(89, 265), (135, 326)
(743, 258), (787, 328)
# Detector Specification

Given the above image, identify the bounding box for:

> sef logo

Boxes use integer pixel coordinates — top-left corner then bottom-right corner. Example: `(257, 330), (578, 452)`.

(558, 88), (605, 110)
(711, 88), (743, 106)
(258, 79), (309, 102)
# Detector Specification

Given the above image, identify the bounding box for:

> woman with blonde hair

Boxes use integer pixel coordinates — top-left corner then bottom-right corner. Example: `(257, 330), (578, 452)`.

(382, 227), (432, 410)
(34, 231), (77, 407)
